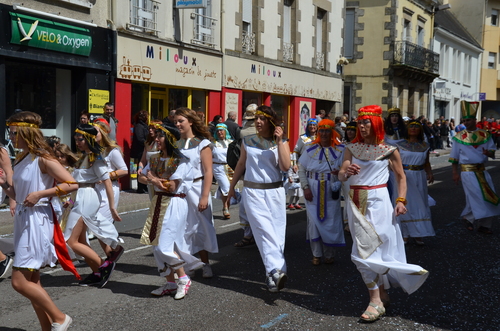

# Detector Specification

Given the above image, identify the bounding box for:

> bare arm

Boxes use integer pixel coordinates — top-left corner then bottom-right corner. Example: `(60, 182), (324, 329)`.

(424, 151), (434, 184)
(274, 126), (291, 172)
(0, 148), (14, 200)
(389, 149), (407, 216)
(198, 146), (213, 212)
(102, 178), (122, 222)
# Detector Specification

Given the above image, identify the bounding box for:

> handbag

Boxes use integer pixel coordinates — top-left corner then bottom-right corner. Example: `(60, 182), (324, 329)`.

(324, 148), (340, 200)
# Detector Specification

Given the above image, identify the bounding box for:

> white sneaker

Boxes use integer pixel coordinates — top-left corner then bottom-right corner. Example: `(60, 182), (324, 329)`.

(51, 314), (72, 331)
(174, 278), (191, 300)
(202, 264), (213, 278)
(151, 282), (177, 296)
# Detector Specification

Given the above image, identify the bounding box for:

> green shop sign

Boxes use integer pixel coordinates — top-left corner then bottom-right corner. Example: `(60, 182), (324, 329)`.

(10, 12), (92, 56)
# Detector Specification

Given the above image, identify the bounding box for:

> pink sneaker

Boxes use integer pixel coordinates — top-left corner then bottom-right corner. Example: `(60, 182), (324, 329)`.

(294, 204), (302, 209)
(174, 278), (191, 300)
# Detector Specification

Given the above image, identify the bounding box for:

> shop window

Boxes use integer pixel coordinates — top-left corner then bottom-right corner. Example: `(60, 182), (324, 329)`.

(191, 90), (207, 116)
(242, 92), (262, 118)
(271, 95), (289, 136)
(169, 89), (188, 111)
(5, 62), (57, 129)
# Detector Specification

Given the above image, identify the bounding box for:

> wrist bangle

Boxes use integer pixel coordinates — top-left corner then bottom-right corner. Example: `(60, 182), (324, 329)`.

(395, 197), (407, 206)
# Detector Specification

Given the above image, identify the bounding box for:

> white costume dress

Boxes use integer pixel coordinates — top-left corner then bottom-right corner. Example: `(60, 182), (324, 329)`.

(242, 134), (287, 274)
(64, 154), (119, 249)
(178, 138), (219, 254)
(345, 143), (428, 294)
(13, 155), (57, 269)
(145, 141), (160, 200)
(212, 139), (233, 200)
(395, 141), (435, 238)
(140, 154), (203, 276)
(96, 148), (128, 221)
(449, 129), (500, 222)
(298, 143), (345, 258)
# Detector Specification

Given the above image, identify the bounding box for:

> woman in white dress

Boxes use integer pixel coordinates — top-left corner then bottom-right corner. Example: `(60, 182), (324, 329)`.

(138, 120), (162, 200)
(212, 123), (233, 219)
(0, 111), (79, 331)
(91, 119), (128, 261)
(174, 107), (218, 278)
(228, 105), (291, 292)
(395, 121), (435, 245)
(339, 105), (428, 322)
(64, 124), (122, 288)
(139, 123), (204, 299)
(298, 119), (345, 265)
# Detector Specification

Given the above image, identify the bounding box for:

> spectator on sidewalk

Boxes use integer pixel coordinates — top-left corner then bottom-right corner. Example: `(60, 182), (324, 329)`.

(131, 110), (150, 194)
(102, 102), (118, 141)
(224, 111), (240, 140)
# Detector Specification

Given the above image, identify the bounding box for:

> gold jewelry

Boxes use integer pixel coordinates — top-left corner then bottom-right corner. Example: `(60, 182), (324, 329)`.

(6, 121), (39, 128)
(395, 197), (407, 206)
(74, 129), (96, 139)
(55, 185), (69, 198)
(358, 111), (382, 117)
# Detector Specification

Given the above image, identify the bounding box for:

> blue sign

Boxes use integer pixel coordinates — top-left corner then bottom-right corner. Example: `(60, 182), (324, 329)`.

(175, 0), (207, 8)
(479, 93), (486, 101)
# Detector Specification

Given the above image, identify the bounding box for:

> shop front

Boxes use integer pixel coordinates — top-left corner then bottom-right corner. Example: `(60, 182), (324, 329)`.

(222, 56), (342, 144)
(115, 35), (222, 188)
(0, 4), (114, 146)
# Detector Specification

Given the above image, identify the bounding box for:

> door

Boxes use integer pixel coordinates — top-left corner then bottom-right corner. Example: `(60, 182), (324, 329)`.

(151, 92), (167, 120)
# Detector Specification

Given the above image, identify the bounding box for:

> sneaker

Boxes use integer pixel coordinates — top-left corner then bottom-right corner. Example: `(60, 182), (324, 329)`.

(107, 245), (124, 263)
(287, 204), (295, 210)
(174, 278), (191, 300)
(202, 264), (213, 278)
(98, 261), (116, 288)
(294, 204), (302, 209)
(266, 276), (278, 293)
(51, 314), (72, 331)
(269, 268), (287, 291)
(0, 255), (13, 279)
(151, 282), (177, 296)
(79, 273), (101, 286)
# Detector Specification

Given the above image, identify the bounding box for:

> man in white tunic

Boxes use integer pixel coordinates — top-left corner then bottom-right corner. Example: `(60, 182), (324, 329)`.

(449, 101), (500, 234)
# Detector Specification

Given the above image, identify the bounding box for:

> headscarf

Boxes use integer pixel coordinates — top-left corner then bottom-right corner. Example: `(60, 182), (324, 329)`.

(214, 123), (231, 140)
(304, 118), (319, 137)
(312, 119), (341, 146)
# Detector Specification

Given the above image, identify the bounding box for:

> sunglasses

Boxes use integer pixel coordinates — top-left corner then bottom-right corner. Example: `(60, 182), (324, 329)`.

(357, 119), (371, 125)
(74, 137), (85, 142)
(409, 124), (421, 128)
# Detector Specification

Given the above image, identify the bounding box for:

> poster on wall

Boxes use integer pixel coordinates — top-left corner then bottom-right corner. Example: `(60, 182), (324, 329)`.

(88, 89), (109, 121)
(225, 92), (240, 123)
(298, 101), (312, 136)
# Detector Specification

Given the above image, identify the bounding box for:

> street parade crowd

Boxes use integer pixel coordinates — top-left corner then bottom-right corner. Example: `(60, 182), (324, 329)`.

(0, 100), (499, 330)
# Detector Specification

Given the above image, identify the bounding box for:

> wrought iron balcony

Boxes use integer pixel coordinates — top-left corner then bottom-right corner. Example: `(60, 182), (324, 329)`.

(315, 52), (325, 70)
(191, 12), (217, 48)
(393, 40), (439, 74)
(242, 31), (255, 54)
(283, 42), (294, 63)
(127, 0), (160, 35)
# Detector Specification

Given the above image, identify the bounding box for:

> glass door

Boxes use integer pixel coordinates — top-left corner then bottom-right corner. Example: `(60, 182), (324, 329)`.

(151, 92), (167, 121)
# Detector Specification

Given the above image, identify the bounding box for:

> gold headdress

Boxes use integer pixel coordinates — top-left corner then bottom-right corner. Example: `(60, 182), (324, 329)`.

(6, 121), (39, 128)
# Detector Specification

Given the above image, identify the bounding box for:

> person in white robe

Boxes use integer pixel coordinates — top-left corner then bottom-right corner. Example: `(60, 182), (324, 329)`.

(298, 119), (345, 265)
(339, 105), (429, 323)
(395, 121), (435, 245)
(449, 101), (500, 234)
(228, 105), (291, 293)
(1, 112), (79, 330)
(212, 123), (233, 219)
(139, 123), (203, 299)
(174, 107), (218, 279)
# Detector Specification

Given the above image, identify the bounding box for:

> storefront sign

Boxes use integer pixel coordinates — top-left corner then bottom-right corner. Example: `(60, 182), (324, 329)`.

(224, 57), (342, 101)
(10, 13), (92, 56)
(88, 89), (109, 114)
(174, 0), (207, 8)
(117, 37), (222, 91)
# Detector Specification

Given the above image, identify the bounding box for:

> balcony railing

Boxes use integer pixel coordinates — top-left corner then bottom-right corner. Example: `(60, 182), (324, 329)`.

(242, 30), (255, 54)
(315, 52), (325, 70)
(393, 40), (439, 74)
(191, 12), (217, 48)
(283, 42), (294, 63)
(127, 0), (160, 35)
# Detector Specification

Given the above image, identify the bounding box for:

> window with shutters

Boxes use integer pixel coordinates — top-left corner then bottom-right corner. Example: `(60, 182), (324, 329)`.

(242, 0), (255, 54)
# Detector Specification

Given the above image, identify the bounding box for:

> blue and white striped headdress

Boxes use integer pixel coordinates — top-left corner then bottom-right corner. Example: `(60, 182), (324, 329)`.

(214, 123), (231, 140)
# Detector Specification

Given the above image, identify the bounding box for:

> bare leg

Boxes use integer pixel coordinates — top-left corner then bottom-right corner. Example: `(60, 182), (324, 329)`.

(11, 269), (66, 329)
(221, 195), (229, 211)
(0, 250), (6, 261)
(98, 240), (112, 258)
(67, 217), (104, 272)
(198, 250), (209, 264)
(361, 288), (385, 319)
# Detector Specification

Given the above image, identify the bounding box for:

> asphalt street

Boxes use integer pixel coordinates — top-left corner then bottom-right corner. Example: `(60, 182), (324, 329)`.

(1, 153), (499, 331)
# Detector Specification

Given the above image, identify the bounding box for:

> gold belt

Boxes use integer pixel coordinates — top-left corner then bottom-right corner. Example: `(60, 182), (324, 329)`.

(243, 180), (283, 189)
(403, 164), (424, 171)
(461, 164), (485, 172)
(78, 183), (96, 188)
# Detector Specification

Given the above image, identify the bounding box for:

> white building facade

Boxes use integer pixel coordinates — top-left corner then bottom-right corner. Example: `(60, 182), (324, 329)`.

(430, 10), (482, 122)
